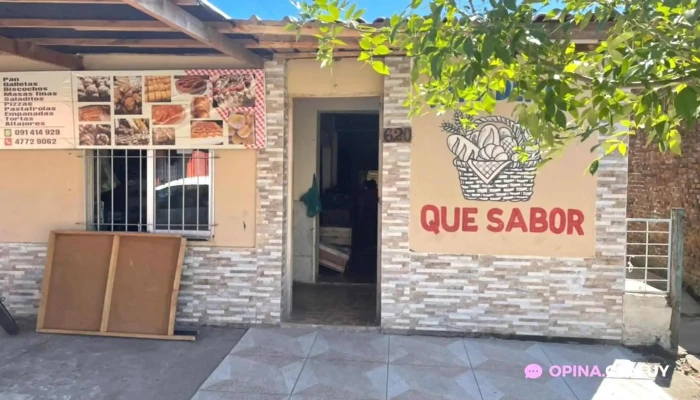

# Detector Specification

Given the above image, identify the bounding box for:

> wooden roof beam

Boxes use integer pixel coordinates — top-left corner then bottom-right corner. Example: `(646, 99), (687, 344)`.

(24, 37), (361, 50)
(0, 18), (612, 42)
(0, 35), (83, 69)
(119, 0), (262, 67)
(0, 18), (172, 31)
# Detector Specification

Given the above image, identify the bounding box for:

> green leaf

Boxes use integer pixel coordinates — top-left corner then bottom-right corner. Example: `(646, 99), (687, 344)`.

(579, 12), (593, 30)
(359, 37), (372, 50)
(411, 0), (422, 7)
(329, 5), (340, 20)
(669, 129), (682, 155)
(331, 38), (347, 45)
(389, 15), (400, 44)
(345, 3), (356, 20)
(504, 0), (517, 11)
(555, 110), (567, 128)
(609, 49), (623, 64)
(463, 39), (474, 57)
(372, 60), (390, 75)
(372, 34), (386, 45)
(674, 86), (698, 120)
(544, 89), (555, 118)
(565, 42), (576, 55)
(319, 14), (337, 23)
(608, 32), (634, 49)
(482, 37), (495, 61)
(374, 45), (391, 55)
(563, 62), (578, 73)
(284, 23), (297, 32)
(430, 56), (442, 77)
(464, 67), (475, 85)
(358, 52), (371, 61)
(483, 92), (497, 113)
(411, 62), (419, 82)
(618, 142), (628, 156)
(495, 45), (512, 64)
(588, 159), (599, 175)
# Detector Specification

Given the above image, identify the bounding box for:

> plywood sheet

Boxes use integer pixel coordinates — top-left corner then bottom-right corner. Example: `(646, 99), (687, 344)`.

(41, 233), (113, 331)
(107, 235), (183, 335)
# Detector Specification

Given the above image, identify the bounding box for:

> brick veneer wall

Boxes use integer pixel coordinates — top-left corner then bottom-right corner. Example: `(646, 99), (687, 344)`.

(380, 57), (627, 340)
(0, 60), (289, 325)
(627, 131), (700, 293)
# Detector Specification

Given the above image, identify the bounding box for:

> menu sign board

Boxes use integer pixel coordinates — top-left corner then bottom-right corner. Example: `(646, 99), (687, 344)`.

(0, 72), (75, 149)
(73, 69), (266, 149)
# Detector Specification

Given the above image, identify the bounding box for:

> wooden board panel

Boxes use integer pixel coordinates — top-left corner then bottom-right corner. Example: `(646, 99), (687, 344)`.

(107, 235), (183, 335)
(40, 232), (114, 331)
(37, 328), (195, 341)
(319, 243), (351, 273)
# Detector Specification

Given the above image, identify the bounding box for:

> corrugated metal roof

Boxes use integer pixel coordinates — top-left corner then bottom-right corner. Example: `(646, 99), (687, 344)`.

(0, 3), (157, 20)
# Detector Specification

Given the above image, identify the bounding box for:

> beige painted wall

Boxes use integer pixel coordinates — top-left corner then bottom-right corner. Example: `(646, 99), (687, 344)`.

(292, 97), (381, 283)
(81, 54), (253, 70)
(0, 150), (84, 242)
(0, 54), (253, 73)
(288, 59), (383, 98)
(409, 103), (598, 257)
(0, 55), (64, 71)
(0, 54), (258, 247)
(210, 150), (257, 248)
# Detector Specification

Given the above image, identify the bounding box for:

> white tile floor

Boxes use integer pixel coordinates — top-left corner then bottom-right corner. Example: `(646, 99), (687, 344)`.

(192, 328), (683, 400)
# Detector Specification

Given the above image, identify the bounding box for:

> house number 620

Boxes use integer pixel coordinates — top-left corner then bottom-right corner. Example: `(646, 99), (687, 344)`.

(383, 127), (412, 143)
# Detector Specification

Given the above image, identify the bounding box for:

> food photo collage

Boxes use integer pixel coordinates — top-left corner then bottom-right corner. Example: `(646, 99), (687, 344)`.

(73, 70), (263, 149)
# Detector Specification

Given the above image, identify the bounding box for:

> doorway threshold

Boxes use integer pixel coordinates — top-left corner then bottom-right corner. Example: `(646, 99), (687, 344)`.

(290, 282), (378, 327)
(281, 321), (381, 332)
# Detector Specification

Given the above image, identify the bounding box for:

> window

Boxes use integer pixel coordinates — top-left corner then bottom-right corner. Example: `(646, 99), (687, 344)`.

(86, 149), (213, 239)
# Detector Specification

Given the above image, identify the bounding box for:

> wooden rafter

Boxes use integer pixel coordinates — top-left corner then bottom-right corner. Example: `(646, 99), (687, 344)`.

(24, 37), (361, 50)
(25, 38), (209, 48)
(0, 18), (375, 38)
(0, 35), (82, 69)
(0, 19), (171, 31)
(119, 0), (263, 67)
(273, 51), (407, 60)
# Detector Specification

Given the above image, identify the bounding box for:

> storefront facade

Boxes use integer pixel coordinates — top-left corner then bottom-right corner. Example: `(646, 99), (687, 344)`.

(0, 54), (628, 341)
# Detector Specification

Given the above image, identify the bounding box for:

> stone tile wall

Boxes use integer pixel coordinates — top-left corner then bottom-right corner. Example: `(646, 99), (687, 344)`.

(380, 57), (628, 340)
(0, 60), (288, 326)
(0, 56), (629, 340)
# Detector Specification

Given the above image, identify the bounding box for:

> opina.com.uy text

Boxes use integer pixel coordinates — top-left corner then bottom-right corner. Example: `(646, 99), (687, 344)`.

(524, 363), (671, 379)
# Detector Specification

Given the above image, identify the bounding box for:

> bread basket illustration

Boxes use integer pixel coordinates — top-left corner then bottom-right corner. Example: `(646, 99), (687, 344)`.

(442, 111), (541, 202)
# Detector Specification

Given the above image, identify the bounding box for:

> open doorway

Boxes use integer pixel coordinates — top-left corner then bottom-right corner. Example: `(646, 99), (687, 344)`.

(291, 109), (380, 326)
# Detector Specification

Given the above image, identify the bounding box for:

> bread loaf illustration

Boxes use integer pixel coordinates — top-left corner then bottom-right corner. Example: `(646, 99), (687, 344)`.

(442, 111), (541, 202)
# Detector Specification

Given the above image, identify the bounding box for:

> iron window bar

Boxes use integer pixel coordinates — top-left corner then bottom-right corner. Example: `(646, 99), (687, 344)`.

(84, 149), (214, 240)
(625, 218), (672, 294)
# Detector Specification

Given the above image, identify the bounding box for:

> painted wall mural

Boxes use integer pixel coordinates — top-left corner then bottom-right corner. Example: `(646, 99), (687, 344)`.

(443, 112), (541, 202)
(409, 102), (598, 257)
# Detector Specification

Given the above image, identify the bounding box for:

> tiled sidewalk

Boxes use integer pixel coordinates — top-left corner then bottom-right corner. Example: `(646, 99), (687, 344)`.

(192, 328), (676, 400)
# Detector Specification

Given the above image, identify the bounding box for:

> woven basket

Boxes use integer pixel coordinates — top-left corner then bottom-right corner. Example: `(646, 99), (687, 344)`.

(452, 116), (539, 202)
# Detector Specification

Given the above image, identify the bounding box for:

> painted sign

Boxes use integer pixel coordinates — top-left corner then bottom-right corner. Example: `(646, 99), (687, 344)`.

(409, 103), (597, 257)
(73, 70), (266, 149)
(0, 72), (75, 149)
